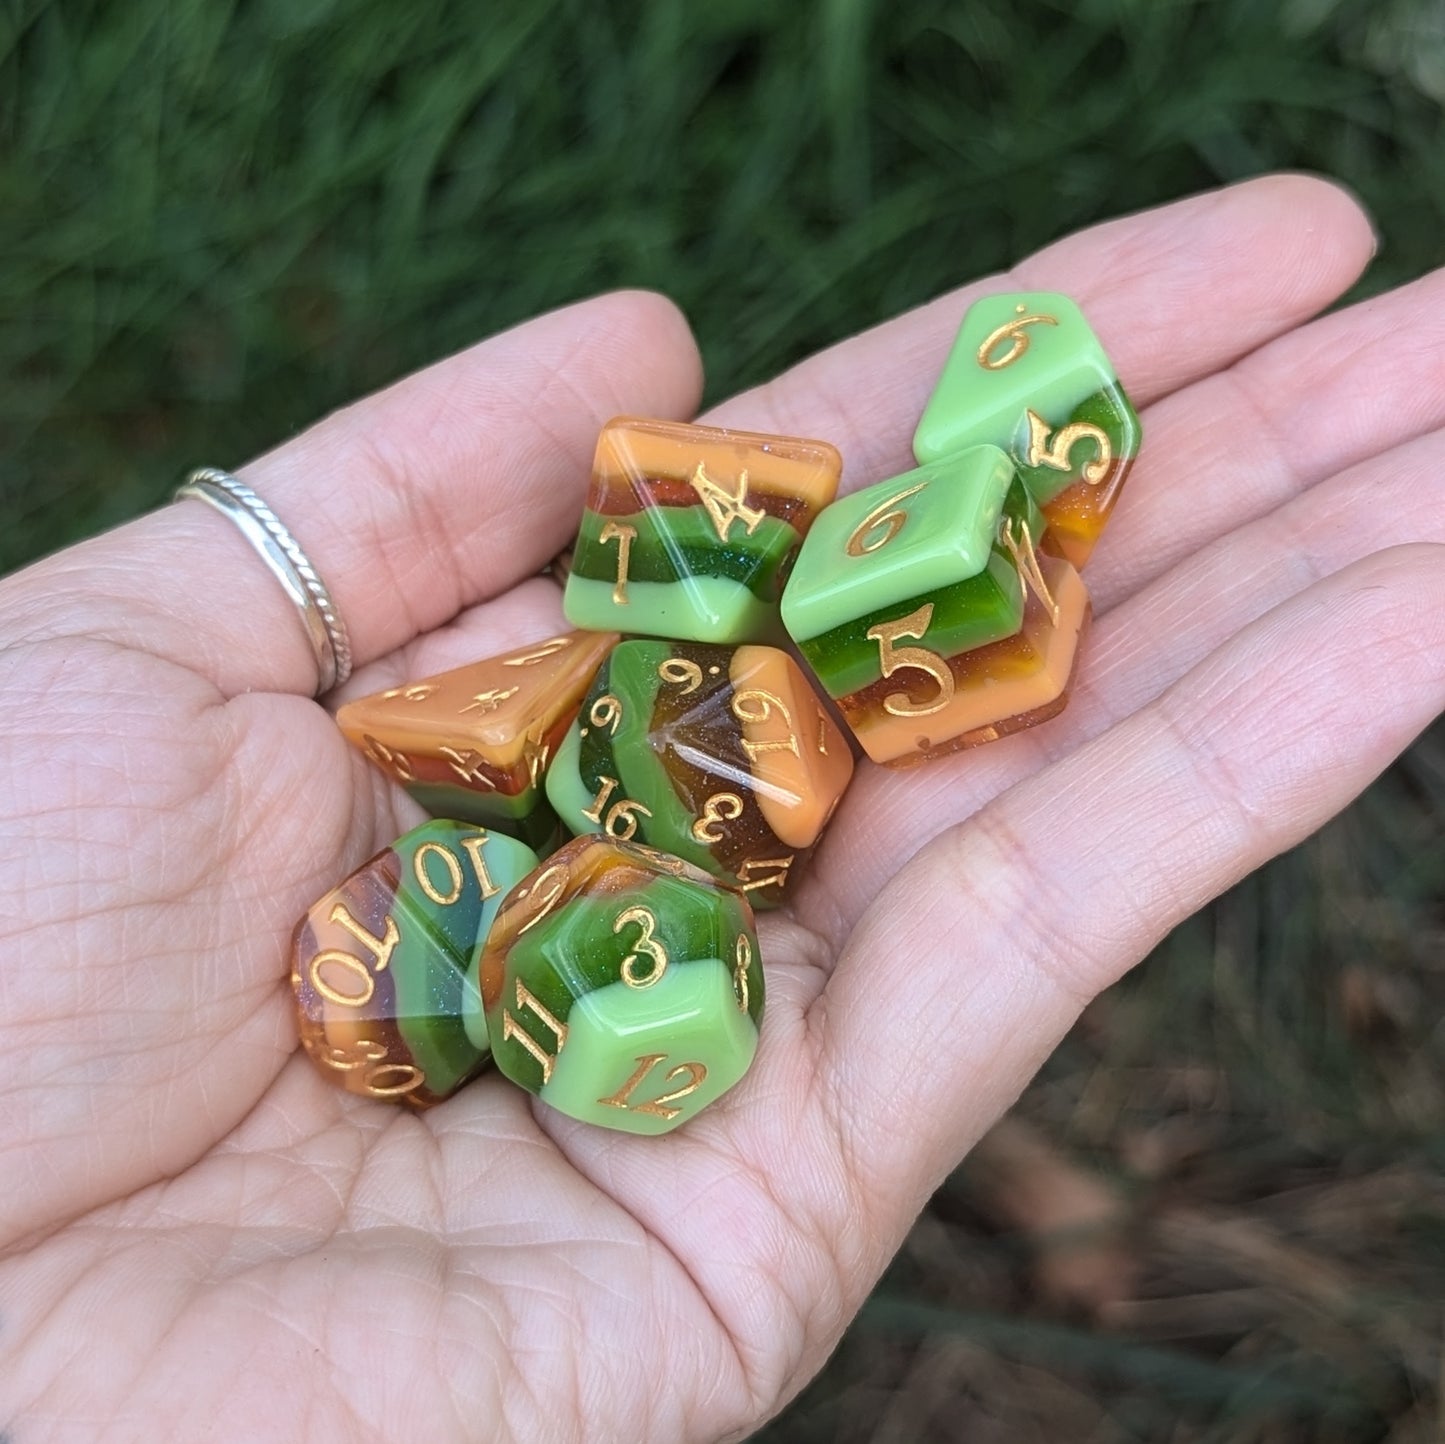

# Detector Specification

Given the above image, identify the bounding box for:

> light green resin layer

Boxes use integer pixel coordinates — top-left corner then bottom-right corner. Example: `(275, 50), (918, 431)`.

(570, 504), (800, 599)
(912, 291), (1122, 469)
(781, 445), (1015, 646)
(389, 823), (539, 1092)
(485, 870), (759, 1094)
(564, 573), (785, 645)
(539, 959), (760, 1134)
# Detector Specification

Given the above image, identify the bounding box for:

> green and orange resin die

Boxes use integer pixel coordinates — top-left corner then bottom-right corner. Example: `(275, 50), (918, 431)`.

(913, 292), (1141, 567)
(562, 416), (841, 643)
(470, 836), (764, 1134)
(337, 629), (616, 847)
(544, 639), (853, 908)
(781, 444), (1090, 766)
(291, 820), (540, 1107)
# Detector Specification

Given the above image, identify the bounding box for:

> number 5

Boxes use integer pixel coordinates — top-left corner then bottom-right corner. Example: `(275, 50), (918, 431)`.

(866, 603), (955, 718)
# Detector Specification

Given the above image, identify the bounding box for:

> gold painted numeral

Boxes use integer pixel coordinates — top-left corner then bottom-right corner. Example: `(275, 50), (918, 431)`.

(307, 904), (402, 1008)
(597, 1054), (708, 1120)
(502, 978), (568, 1083)
(316, 1038), (425, 1097)
(381, 683), (438, 702)
(439, 745), (497, 787)
(363, 734), (415, 782)
(459, 832), (501, 899)
(460, 685), (519, 715)
(503, 636), (572, 667)
(581, 774), (652, 841)
(688, 462), (766, 543)
(731, 688), (800, 761)
(598, 521), (638, 605)
(361, 1061), (426, 1098)
(1024, 408), (1112, 484)
(658, 657), (704, 694)
(866, 603), (956, 717)
(318, 1037), (388, 1071)
(733, 933), (753, 1013)
(516, 864), (569, 934)
(524, 738), (551, 787)
(844, 481), (929, 557)
(413, 841), (464, 906)
(976, 308), (1059, 370)
(736, 855), (795, 894)
(589, 694), (624, 735)
(693, 791), (744, 844)
(614, 904), (669, 988)
(999, 516), (1060, 625)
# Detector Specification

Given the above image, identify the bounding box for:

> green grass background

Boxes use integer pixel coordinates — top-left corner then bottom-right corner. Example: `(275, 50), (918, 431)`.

(4, 0), (1444, 1438)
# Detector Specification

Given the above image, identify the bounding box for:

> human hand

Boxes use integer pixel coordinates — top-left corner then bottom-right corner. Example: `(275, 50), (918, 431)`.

(1, 175), (1440, 1443)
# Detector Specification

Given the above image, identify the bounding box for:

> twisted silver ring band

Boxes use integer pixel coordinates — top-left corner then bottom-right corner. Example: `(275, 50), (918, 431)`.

(173, 467), (353, 695)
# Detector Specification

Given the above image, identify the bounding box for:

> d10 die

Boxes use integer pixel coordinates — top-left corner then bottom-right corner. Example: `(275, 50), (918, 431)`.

(291, 820), (539, 1107)
(562, 416), (842, 644)
(781, 444), (1090, 766)
(336, 629), (616, 847)
(472, 836), (764, 1135)
(543, 639), (853, 908)
(912, 292), (1141, 568)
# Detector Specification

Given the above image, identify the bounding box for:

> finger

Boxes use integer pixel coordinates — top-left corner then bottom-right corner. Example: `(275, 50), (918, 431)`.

(821, 545), (1445, 1220)
(1089, 262), (1445, 609)
(802, 423), (1445, 937)
(0, 292), (701, 698)
(703, 175), (1374, 491)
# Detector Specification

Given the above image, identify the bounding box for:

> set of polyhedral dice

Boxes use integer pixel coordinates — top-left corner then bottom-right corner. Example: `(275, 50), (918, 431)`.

(290, 292), (1140, 1133)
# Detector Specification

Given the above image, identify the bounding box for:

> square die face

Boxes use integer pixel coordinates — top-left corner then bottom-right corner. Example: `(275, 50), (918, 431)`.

(780, 444), (1017, 650)
(563, 416), (842, 644)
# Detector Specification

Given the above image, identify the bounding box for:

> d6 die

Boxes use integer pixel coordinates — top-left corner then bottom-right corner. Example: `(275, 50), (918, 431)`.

(473, 836), (764, 1134)
(781, 444), (1090, 766)
(544, 639), (853, 908)
(291, 820), (539, 1107)
(336, 629), (616, 847)
(913, 292), (1141, 568)
(562, 416), (841, 643)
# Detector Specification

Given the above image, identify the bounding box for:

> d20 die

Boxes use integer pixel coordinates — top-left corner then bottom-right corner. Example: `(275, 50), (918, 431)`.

(912, 292), (1141, 568)
(474, 836), (764, 1135)
(784, 444), (1089, 764)
(562, 416), (842, 644)
(292, 821), (540, 1107)
(543, 639), (853, 908)
(336, 629), (616, 847)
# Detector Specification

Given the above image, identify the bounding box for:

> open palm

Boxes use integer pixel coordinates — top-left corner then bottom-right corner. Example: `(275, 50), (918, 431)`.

(2, 177), (1442, 1443)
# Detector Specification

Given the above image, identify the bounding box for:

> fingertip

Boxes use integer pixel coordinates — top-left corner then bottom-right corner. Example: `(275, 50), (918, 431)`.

(586, 288), (705, 421)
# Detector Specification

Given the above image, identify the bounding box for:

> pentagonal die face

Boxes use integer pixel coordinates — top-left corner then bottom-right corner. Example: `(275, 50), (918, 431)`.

(474, 836), (764, 1135)
(545, 639), (853, 909)
(291, 820), (539, 1108)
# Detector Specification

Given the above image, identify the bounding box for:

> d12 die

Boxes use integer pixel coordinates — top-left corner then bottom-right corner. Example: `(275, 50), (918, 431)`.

(912, 292), (1141, 568)
(292, 820), (539, 1107)
(562, 416), (841, 644)
(336, 630), (616, 848)
(472, 836), (764, 1135)
(543, 640), (853, 908)
(781, 444), (1090, 766)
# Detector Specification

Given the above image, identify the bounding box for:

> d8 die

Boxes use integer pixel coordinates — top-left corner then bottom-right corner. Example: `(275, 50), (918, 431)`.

(472, 836), (764, 1135)
(543, 639), (853, 908)
(912, 292), (1141, 568)
(781, 444), (1090, 766)
(336, 629), (616, 847)
(291, 820), (539, 1107)
(562, 416), (842, 643)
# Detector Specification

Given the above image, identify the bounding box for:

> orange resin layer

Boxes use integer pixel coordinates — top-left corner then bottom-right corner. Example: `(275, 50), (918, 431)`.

(338, 630), (617, 796)
(729, 644), (854, 849)
(840, 558), (1090, 766)
(1039, 450), (1134, 569)
(591, 415), (842, 516)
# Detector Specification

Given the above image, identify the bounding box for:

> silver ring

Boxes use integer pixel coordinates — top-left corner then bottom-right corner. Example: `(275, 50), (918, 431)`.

(173, 467), (353, 694)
